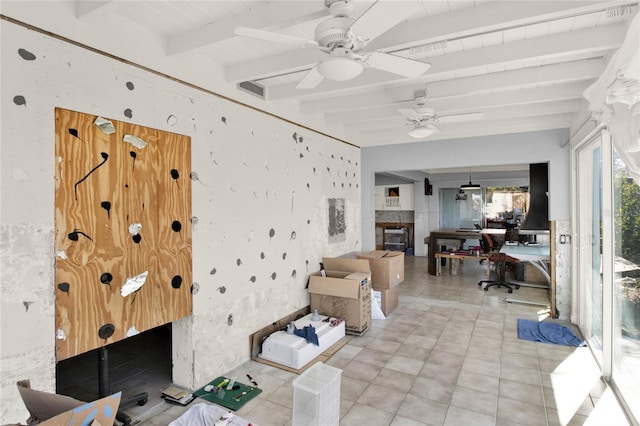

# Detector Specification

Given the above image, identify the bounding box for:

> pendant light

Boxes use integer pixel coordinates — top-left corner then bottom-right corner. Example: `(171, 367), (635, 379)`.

(460, 175), (480, 190)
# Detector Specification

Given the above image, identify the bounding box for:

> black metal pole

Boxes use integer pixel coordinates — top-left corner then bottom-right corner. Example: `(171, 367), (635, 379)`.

(98, 347), (109, 398)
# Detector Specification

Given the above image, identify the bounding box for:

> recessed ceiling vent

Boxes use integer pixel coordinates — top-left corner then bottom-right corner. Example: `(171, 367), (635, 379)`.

(238, 80), (265, 99)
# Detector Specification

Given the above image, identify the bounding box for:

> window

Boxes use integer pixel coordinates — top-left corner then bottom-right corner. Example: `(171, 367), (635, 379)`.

(573, 129), (639, 423)
(439, 188), (483, 229)
(612, 149), (640, 421)
(485, 187), (528, 227)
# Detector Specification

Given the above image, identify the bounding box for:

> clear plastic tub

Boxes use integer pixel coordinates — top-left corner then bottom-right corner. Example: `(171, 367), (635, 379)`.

(292, 362), (342, 426)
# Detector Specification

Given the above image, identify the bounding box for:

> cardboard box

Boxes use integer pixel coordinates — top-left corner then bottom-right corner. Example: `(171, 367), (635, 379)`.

(309, 258), (371, 335)
(373, 287), (399, 316)
(41, 392), (121, 425)
(356, 250), (405, 288)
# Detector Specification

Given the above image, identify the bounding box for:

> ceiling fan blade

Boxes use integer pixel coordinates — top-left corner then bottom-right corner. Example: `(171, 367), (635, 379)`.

(349, 0), (421, 44)
(363, 51), (430, 78)
(397, 108), (422, 121)
(234, 26), (318, 48)
(296, 66), (324, 89)
(438, 112), (485, 123)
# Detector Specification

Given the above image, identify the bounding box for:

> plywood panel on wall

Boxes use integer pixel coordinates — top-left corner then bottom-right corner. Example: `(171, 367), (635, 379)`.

(54, 108), (192, 361)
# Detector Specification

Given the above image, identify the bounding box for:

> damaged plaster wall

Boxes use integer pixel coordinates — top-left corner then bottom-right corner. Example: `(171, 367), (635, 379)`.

(0, 21), (360, 423)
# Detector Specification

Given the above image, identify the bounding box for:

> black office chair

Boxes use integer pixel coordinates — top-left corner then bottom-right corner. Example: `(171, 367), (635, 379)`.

(477, 234), (520, 293)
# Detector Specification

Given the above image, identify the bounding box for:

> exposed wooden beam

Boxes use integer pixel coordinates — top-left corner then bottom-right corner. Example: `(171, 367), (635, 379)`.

(266, 24), (622, 100)
(345, 100), (583, 132)
(75, 0), (115, 19)
(302, 59), (604, 114)
(356, 114), (573, 147)
(324, 82), (590, 125)
(225, 1), (623, 82)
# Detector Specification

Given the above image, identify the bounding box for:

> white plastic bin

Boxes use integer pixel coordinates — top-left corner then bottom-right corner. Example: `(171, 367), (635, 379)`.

(292, 362), (342, 426)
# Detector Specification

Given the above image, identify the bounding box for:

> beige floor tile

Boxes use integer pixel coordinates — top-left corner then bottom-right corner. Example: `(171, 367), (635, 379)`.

(340, 398), (356, 419)
(498, 378), (545, 407)
(333, 343), (364, 360)
(357, 383), (407, 414)
(347, 335), (375, 347)
(404, 334), (439, 350)
(385, 321), (419, 335)
(386, 355), (425, 375)
(390, 415), (429, 425)
(501, 352), (540, 370)
(372, 368), (417, 393)
(450, 385), (498, 417)
(342, 359), (383, 382)
(496, 396), (547, 425)
(367, 338), (403, 354)
(341, 402), (396, 426)
(340, 375), (370, 402)
(396, 343), (431, 361)
(325, 354), (351, 369)
(457, 370), (500, 395)
(244, 399), (292, 426)
(419, 362), (462, 384)
(265, 382), (294, 409)
(499, 363), (542, 386)
(461, 356), (501, 377)
(444, 405), (496, 426)
(353, 348), (395, 368)
(397, 393), (449, 426)
(432, 340), (469, 356)
(377, 329), (412, 344)
(427, 350), (466, 368)
(409, 376), (456, 404)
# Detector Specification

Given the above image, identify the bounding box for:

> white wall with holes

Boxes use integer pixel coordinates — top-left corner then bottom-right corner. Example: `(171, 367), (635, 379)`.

(0, 21), (361, 424)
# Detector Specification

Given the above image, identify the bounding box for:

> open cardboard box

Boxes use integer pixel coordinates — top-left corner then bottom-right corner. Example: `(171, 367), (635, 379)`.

(40, 392), (121, 426)
(309, 258), (372, 336)
(356, 250), (404, 289)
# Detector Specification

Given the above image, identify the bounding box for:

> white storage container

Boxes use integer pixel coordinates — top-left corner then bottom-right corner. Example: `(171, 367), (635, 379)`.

(259, 313), (345, 369)
(292, 362), (342, 426)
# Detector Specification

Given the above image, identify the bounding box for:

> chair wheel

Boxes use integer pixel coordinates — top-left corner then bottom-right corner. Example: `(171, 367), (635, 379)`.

(138, 398), (148, 406)
(515, 285), (520, 289)
(484, 287), (488, 291)
(508, 288), (513, 293)
(477, 282), (482, 286)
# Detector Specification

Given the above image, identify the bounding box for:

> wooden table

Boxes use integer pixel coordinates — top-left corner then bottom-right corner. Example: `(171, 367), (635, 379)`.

(426, 228), (505, 275)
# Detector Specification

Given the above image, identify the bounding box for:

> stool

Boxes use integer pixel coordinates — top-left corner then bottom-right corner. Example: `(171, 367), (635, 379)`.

(435, 253), (468, 276)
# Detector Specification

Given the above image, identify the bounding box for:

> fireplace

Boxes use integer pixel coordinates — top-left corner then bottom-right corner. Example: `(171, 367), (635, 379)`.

(55, 323), (172, 418)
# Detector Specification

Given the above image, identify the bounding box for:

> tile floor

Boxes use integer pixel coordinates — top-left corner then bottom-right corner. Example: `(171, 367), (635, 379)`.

(134, 256), (630, 425)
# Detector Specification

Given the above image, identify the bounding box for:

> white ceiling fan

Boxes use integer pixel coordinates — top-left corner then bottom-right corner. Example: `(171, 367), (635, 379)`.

(398, 95), (484, 138)
(233, 0), (431, 89)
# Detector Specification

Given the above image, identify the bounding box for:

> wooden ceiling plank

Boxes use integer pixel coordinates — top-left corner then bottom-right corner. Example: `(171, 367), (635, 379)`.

(167, 1), (326, 56)
(226, 1), (620, 82)
(324, 83), (589, 124)
(345, 99), (583, 133)
(300, 59), (604, 114)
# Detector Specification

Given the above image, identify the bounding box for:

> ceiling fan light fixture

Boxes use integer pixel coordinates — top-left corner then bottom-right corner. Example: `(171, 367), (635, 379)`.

(408, 124), (435, 138)
(317, 56), (363, 81)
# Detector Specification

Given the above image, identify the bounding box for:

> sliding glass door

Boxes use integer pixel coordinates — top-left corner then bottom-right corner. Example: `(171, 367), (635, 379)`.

(612, 149), (640, 421)
(574, 129), (639, 422)
(576, 134), (604, 366)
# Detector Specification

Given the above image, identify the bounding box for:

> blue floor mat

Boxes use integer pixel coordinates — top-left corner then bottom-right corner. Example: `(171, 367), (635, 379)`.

(517, 319), (586, 347)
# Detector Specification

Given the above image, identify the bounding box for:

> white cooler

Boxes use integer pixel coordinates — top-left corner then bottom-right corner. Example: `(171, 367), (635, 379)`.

(259, 313), (345, 369)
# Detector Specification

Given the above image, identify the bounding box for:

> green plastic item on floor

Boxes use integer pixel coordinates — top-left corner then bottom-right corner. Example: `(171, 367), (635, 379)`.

(193, 377), (262, 411)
